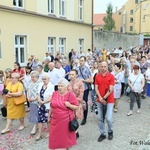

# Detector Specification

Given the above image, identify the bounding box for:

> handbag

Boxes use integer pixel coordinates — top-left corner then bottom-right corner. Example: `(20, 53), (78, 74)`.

(14, 94), (26, 105)
(79, 67), (92, 91)
(67, 92), (79, 131)
(126, 74), (140, 94)
(1, 106), (7, 117)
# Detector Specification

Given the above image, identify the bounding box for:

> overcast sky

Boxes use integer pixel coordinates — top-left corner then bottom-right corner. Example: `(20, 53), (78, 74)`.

(94, 0), (128, 13)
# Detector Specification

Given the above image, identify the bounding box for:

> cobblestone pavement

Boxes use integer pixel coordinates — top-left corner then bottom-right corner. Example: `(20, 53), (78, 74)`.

(0, 95), (150, 150)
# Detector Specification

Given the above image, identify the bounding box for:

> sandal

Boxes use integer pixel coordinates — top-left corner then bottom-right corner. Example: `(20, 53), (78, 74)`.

(1, 128), (10, 134)
(18, 126), (25, 131)
(127, 112), (132, 116)
(114, 108), (118, 113)
(35, 135), (42, 141)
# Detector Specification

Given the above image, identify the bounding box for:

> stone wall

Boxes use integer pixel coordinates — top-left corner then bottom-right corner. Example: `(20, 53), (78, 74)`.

(93, 30), (144, 51)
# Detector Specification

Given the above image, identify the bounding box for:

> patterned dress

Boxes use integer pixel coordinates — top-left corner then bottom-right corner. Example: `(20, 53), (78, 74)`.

(38, 86), (49, 123)
(27, 81), (40, 124)
(68, 79), (84, 119)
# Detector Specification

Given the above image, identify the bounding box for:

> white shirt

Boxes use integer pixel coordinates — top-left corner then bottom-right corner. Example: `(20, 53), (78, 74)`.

(43, 56), (51, 62)
(145, 69), (150, 84)
(120, 70), (125, 83)
(48, 68), (63, 85)
(59, 67), (66, 78)
(128, 73), (144, 92)
(38, 82), (54, 109)
(23, 74), (31, 90)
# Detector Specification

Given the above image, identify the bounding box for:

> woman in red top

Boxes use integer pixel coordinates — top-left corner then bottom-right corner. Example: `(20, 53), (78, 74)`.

(12, 62), (25, 81)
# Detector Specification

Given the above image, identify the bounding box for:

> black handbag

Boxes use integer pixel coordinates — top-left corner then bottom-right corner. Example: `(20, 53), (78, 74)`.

(1, 106), (7, 117)
(67, 92), (79, 131)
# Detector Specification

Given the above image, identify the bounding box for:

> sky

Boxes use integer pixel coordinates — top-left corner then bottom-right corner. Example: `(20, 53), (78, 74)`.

(94, 0), (128, 13)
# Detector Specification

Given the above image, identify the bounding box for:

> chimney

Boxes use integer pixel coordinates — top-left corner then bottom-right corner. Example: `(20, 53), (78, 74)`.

(115, 7), (118, 12)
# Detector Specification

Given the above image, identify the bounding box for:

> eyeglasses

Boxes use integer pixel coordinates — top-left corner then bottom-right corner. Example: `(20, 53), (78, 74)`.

(42, 78), (47, 80)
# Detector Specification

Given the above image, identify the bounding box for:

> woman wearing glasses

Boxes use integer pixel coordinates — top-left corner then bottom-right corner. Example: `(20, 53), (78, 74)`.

(1, 73), (26, 134)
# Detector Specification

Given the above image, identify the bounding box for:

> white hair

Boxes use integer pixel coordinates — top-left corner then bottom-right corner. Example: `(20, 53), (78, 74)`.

(30, 71), (39, 78)
(58, 78), (69, 87)
(41, 72), (50, 79)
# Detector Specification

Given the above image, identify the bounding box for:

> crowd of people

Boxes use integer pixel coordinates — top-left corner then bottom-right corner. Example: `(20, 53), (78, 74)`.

(0, 45), (150, 149)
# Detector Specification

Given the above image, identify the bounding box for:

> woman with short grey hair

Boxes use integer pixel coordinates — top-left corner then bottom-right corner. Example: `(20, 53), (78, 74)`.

(36, 72), (54, 140)
(48, 78), (78, 149)
(26, 71), (41, 135)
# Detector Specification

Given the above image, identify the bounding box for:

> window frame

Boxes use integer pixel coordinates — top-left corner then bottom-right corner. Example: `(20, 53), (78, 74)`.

(78, 0), (83, 21)
(59, 38), (66, 54)
(48, 37), (55, 56)
(130, 10), (134, 15)
(48, 0), (55, 14)
(13, 0), (24, 8)
(130, 26), (133, 31)
(59, 0), (65, 17)
(130, 17), (133, 23)
(78, 39), (84, 54)
(14, 35), (26, 66)
(135, 0), (138, 4)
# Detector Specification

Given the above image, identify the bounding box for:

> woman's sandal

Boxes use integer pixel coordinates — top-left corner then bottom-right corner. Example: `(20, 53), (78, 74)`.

(35, 135), (42, 141)
(1, 129), (10, 134)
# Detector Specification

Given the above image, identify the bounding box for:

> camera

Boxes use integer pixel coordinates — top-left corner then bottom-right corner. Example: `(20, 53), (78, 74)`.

(91, 96), (98, 115)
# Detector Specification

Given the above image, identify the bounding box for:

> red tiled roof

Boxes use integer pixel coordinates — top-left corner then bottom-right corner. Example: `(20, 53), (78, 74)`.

(93, 13), (106, 26)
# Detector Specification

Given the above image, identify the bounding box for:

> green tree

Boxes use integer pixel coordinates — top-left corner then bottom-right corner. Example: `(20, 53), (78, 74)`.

(103, 3), (115, 31)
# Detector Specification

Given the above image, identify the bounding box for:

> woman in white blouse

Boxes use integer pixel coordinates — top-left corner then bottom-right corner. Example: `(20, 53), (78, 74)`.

(127, 65), (145, 116)
(36, 73), (54, 141)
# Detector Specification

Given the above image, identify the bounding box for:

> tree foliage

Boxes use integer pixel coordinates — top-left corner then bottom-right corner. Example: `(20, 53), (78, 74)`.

(103, 3), (115, 31)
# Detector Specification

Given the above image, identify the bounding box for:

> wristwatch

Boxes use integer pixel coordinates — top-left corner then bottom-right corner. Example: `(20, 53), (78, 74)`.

(103, 98), (107, 101)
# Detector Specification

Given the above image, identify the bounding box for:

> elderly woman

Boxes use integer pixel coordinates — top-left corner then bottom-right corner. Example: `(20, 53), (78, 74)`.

(26, 71), (41, 135)
(1, 73), (26, 134)
(36, 73), (54, 141)
(127, 65), (145, 116)
(68, 69), (84, 138)
(49, 78), (78, 150)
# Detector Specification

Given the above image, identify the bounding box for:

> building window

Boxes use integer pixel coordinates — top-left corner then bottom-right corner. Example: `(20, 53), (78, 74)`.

(119, 12), (121, 15)
(135, 0), (138, 4)
(130, 26), (133, 31)
(59, 0), (65, 16)
(59, 38), (66, 54)
(48, 37), (55, 55)
(78, 0), (83, 21)
(15, 36), (26, 65)
(130, 17), (133, 23)
(130, 10), (133, 15)
(13, 0), (24, 8)
(48, 0), (55, 14)
(78, 39), (84, 54)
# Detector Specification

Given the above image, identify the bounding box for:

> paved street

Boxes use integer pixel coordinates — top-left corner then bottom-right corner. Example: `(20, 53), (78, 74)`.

(0, 95), (150, 150)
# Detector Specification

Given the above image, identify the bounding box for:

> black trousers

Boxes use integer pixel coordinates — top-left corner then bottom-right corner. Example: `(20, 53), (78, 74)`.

(83, 89), (89, 120)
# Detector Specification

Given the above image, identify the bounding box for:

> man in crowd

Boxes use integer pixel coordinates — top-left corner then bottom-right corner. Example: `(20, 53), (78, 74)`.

(95, 61), (114, 142)
(76, 56), (93, 125)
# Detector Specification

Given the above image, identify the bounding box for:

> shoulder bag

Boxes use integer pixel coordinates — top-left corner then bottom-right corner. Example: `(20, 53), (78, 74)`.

(67, 92), (79, 131)
(79, 67), (92, 91)
(10, 84), (26, 105)
(14, 94), (26, 105)
(126, 74), (140, 94)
